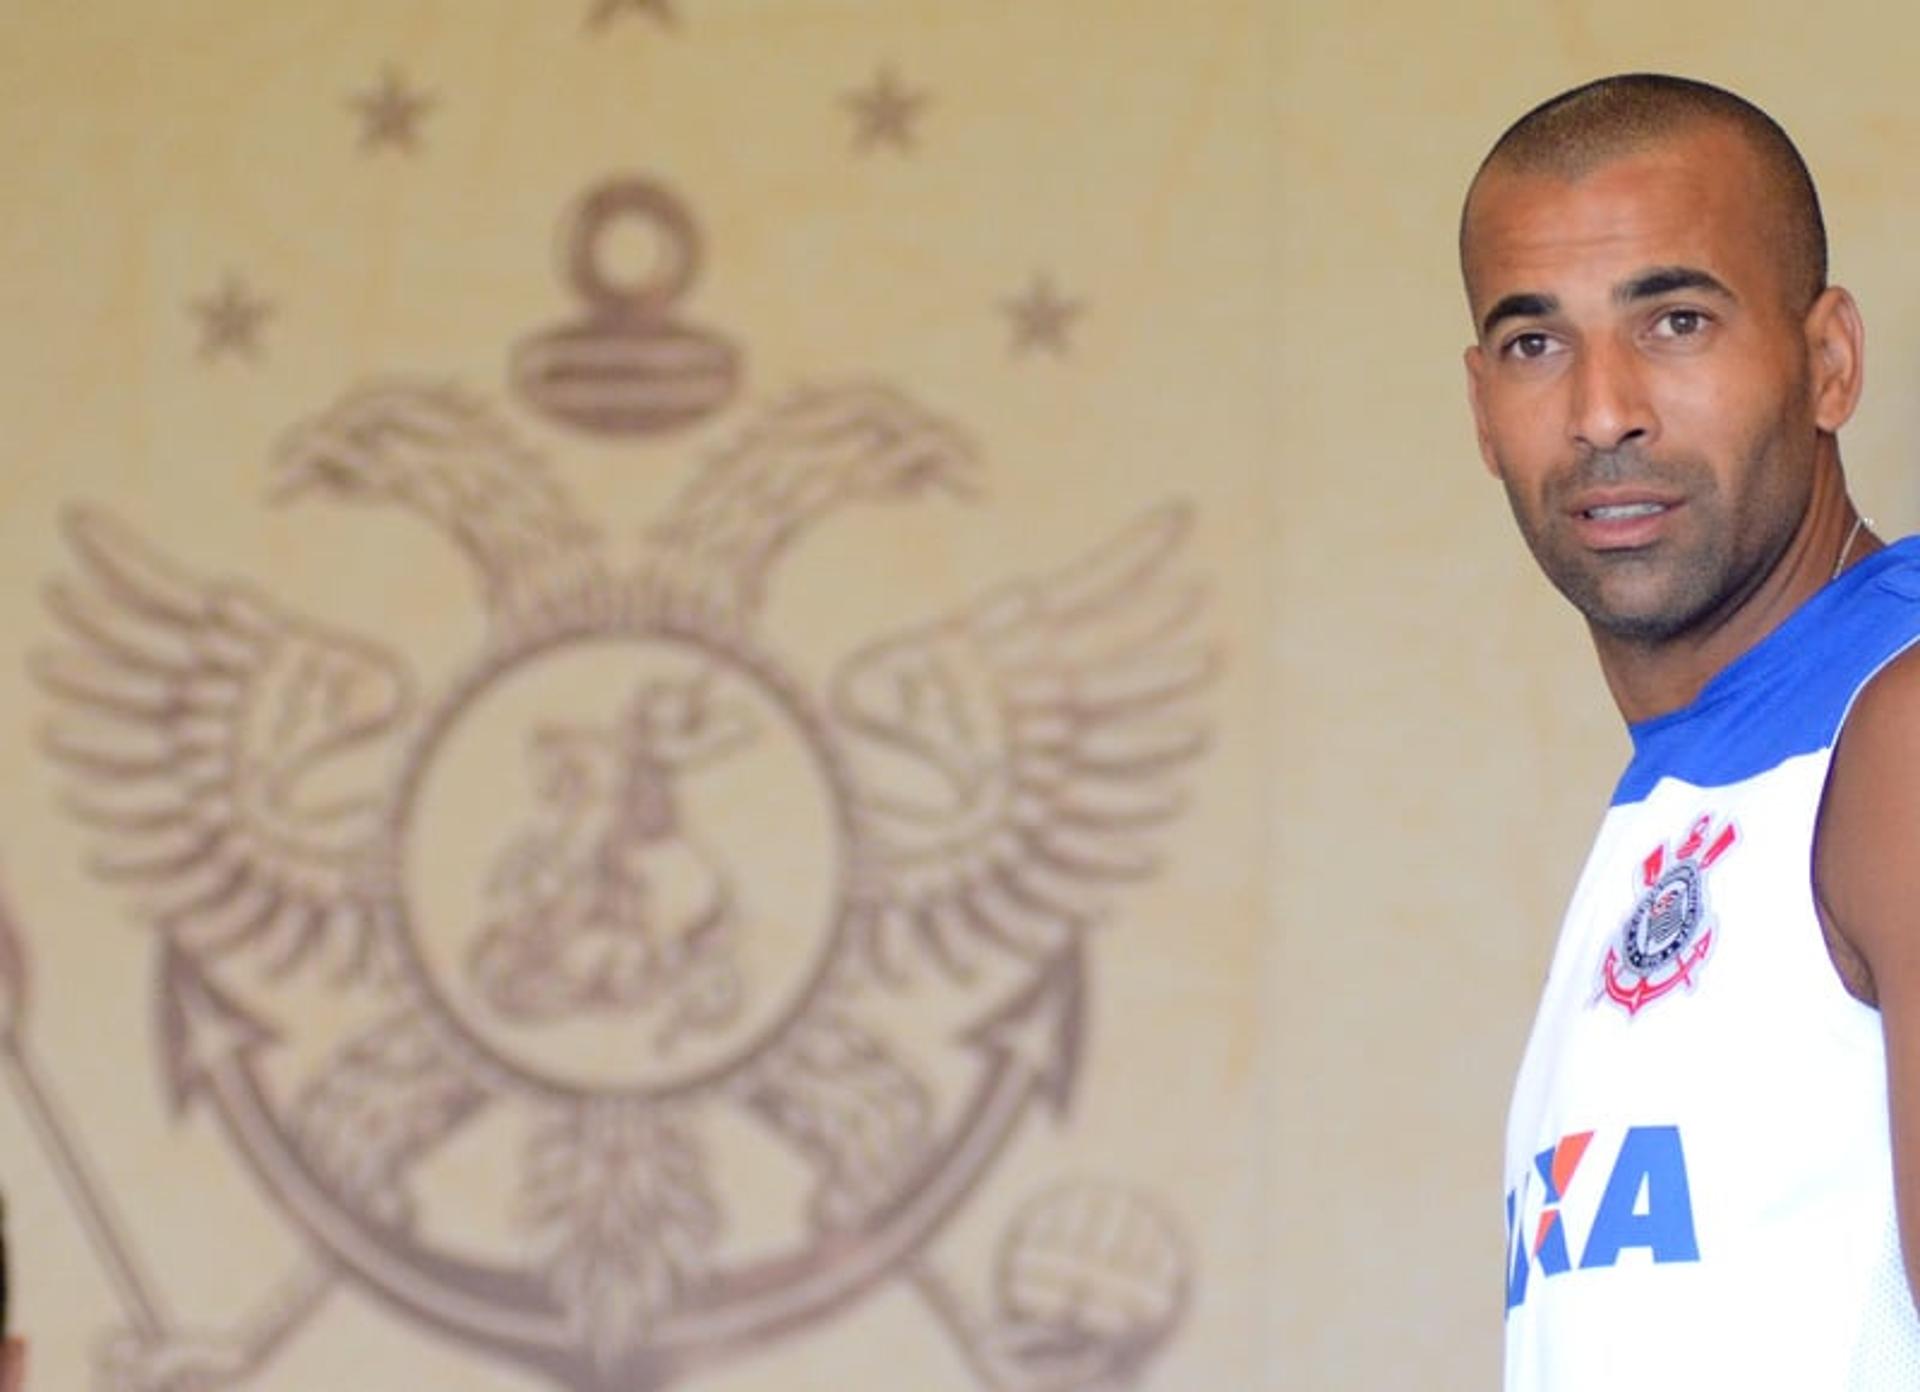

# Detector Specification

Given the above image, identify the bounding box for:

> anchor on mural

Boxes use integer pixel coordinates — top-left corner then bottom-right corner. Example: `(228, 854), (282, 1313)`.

(1, 879), (1189, 1392)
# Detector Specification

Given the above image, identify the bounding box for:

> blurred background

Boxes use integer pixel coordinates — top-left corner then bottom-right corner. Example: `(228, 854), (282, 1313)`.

(0, 3), (1265, 1391)
(1, 2), (1918, 1390)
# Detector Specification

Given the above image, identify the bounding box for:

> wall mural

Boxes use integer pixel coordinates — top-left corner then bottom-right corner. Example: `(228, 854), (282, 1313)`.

(0, 20), (1221, 1375)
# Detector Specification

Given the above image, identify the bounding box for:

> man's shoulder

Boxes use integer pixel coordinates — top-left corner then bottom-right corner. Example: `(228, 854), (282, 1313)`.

(1766, 536), (1920, 703)
(1840, 638), (1920, 738)
(1815, 617), (1920, 1002)
(1617, 540), (1920, 804)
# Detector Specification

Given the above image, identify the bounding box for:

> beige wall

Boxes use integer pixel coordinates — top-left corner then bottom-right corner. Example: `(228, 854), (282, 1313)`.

(8, 3), (1920, 1391)
(1279, 2), (1920, 1388)
(0, 3), (1270, 1391)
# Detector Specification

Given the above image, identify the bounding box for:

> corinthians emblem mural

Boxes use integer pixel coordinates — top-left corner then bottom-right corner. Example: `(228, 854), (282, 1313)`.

(5, 172), (1216, 1392)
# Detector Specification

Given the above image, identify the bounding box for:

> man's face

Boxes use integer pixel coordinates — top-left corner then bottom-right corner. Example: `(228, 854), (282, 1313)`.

(1462, 123), (1821, 644)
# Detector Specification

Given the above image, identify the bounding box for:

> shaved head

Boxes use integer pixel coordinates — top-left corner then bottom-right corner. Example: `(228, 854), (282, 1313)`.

(1462, 74), (1827, 311)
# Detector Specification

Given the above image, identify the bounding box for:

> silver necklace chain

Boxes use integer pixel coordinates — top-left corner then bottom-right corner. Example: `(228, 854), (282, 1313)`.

(1833, 512), (1872, 581)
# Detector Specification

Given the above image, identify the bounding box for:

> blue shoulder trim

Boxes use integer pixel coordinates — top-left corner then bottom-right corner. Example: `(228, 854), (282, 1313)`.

(1613, 538), (1920, 806)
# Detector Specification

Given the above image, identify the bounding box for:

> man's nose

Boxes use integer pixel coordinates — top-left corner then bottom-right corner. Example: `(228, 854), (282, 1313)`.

(1568, 338), (1655, 453)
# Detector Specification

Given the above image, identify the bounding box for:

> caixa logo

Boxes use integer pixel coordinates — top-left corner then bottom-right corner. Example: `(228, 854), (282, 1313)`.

(1505, 1125), (1699, 1313)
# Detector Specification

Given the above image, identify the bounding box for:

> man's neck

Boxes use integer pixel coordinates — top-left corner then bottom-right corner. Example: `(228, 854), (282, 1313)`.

(1592, 461), (1869, 725)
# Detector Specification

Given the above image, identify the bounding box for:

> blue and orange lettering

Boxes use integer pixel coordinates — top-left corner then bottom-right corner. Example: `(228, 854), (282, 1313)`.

(1580, 1124), (1699, 1268)
(1506, 1187), (1529, 1311)
(1506, 1124), (1699, 1314)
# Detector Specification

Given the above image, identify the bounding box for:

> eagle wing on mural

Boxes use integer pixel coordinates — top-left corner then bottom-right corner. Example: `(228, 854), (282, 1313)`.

(272, 378), (604, 626)
(830, 504), (1214, 984)
(640, 382), (982, 633)
(287, 1008), (489, 1231)
(35, 508), (412, 978)
(733, 1007), (935, 1229)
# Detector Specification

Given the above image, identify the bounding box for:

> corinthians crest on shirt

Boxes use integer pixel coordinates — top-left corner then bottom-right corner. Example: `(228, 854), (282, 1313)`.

(1597, 814), (1739, 1018)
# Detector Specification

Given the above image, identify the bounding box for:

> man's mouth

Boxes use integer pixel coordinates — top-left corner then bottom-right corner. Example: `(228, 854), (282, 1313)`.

(1581, 502), (1671, 521)
(1566, 495), (1681, 550)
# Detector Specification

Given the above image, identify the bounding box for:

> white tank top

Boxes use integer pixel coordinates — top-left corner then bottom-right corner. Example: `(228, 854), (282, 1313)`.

(1505, 540), (1920, 1390)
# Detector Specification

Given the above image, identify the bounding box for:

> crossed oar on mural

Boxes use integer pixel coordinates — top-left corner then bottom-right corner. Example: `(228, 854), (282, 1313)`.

(0, 876), (335, 1390)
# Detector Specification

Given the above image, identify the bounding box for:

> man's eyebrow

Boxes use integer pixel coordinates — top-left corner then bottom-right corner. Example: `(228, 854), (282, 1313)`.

(1480, 292), (1557, 338)
(1618, 265), (1735, 303)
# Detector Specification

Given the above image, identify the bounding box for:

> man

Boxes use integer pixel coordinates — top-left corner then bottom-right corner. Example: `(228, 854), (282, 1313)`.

(1463, 75), (1920, 1388)
(0, 1197), (20, 1392)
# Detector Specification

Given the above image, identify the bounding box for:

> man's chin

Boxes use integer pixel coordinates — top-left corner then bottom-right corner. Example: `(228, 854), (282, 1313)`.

(1555, 574), (1706, 646)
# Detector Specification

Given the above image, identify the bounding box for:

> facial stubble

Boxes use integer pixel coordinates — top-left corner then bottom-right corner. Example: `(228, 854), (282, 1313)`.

(1498, 419), (1805, 647)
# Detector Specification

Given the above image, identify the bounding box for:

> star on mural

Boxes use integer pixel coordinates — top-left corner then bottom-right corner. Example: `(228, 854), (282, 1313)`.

(843, 66), (928, 153)
(586, 0), (677, 30)
(350, 67), (435, 153)
(189, 274), (274, 363)
(1003, 274), (1085, 357)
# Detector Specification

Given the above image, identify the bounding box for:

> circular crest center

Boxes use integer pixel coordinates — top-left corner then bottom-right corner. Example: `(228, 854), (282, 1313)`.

(394, 635), (845, 1101)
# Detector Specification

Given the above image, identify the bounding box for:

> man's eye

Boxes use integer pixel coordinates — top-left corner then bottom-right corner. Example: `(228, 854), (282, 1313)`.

(1504, 332), (1553, 360)
(1655, 309), (1706, 337)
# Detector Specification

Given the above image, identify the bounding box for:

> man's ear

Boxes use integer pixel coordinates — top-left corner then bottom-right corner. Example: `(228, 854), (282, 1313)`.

(1464, 344), (1500, 477)
(1806, 285), (1865, 434)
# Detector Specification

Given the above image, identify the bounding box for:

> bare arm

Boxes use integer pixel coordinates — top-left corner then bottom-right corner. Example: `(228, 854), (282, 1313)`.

(1816, 645), (1920, 1307)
